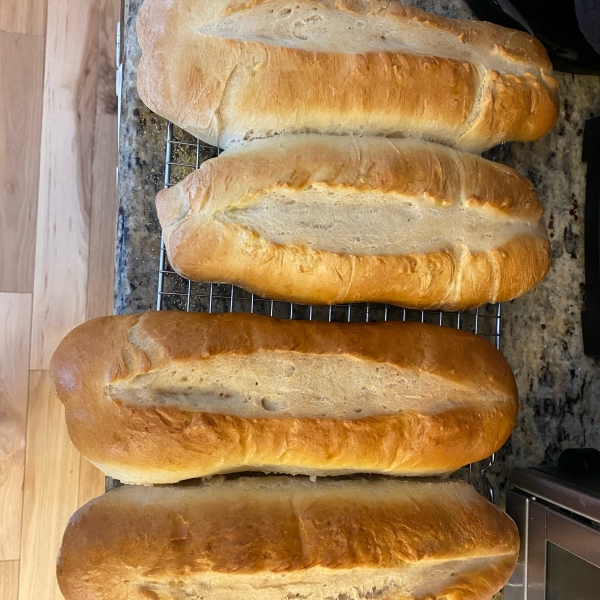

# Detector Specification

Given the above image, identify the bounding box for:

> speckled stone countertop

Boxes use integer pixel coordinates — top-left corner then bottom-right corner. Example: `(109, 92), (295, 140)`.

(116, 0), (600, 501)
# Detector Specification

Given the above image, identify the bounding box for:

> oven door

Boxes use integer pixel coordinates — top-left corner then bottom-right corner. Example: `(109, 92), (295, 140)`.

(506, 489), (600, 600)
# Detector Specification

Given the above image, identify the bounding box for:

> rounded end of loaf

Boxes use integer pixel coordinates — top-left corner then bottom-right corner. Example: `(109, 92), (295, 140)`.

(457, 67), (559, 153)
(136, 0), (169, 117)
(521, 77), (560, 142)
(385, 1), (560, 147)
(490, 229), (552, 307)
(49, 316), (112, 405)
(155, 185), (190, 249)
(56, 491), (117, 600)
(49, 315), (143, 468)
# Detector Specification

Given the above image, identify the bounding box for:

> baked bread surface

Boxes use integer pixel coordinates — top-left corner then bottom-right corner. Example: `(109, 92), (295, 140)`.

(57, 476), (520, 600)
(136, 0), (558, 152)
(157, 135), (551, 310)
(50, 311), (518, 484)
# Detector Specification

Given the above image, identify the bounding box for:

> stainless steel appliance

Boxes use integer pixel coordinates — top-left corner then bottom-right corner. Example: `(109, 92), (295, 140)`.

(506, 450), (600, 599)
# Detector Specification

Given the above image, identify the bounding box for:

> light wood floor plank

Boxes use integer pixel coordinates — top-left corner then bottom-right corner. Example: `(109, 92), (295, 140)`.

(87, 0), (120, 321)
(18, 372), (81, 600)
(0, 294), (32, 561)
(87, 113), (118, 321)
(78, 456), (105, 507)
(0, 0), (46, 35)
(0, 31), (45, 293)
(31, 0), (100, 369)
(0, 561), (19, 600)
(97, 0), (121, 116)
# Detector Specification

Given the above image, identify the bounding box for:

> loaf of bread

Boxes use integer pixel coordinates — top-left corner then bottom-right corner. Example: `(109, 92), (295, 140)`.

(57, 476), (519, 600)
(137, 0), (558, 153)
(157, 135), (551, 310)
(50, 311), (518, 485)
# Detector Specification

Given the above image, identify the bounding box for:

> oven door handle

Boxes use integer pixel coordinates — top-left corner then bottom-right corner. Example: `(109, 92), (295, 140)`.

(505, 490), (547, 600)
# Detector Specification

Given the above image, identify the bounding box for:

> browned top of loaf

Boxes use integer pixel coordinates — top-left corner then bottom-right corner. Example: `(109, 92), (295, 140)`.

(136, 0), (558, 151)
(57, 477), (519, 600)
(54, 311), (516, 407)
(50, 312), (518, 482)
(157, 136), (551, 310)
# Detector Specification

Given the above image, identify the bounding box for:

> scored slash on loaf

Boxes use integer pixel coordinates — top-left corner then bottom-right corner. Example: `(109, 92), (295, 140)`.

(50, 311), (518, 485)
(137, 0), (559, 153)
(157, 135), (551, 310)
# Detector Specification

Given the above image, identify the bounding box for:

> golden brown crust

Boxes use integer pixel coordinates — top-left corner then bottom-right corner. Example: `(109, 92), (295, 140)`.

(434, 555), (519, 600)
(136, 0), (558, 152)
(461, 70), (560, 150)
(57, 477), (519, 600)
(50, 312), (518, 484)
(158, 136), (551, 310)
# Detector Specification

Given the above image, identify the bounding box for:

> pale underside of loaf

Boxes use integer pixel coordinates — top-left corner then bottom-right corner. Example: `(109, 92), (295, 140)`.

(57, 477), (520, 600)
(158, 135), (551, 309)
(127, 560), (508, 600)
(136, 0), (559, 152)
(86, 459), (453, 486)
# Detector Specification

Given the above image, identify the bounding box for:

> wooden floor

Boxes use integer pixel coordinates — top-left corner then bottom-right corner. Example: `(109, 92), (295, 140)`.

(0, 0), (119, 597)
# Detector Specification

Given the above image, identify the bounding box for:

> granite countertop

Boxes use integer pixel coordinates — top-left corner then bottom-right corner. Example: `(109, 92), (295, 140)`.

(116, 0), (600, 501)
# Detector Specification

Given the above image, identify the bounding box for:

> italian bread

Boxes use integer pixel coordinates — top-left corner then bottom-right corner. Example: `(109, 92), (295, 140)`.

(50, 311), (518, 485)
(157, 135), (551, 310)
(137, 0), (558, 153)
(57, 476), (519, 600)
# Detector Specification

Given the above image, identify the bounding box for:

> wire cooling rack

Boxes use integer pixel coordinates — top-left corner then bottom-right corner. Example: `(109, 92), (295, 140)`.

(156, 122), (501, 502)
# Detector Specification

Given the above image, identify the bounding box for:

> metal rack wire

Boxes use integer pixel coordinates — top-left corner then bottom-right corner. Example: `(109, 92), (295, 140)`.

(156, 122), (501, 502)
